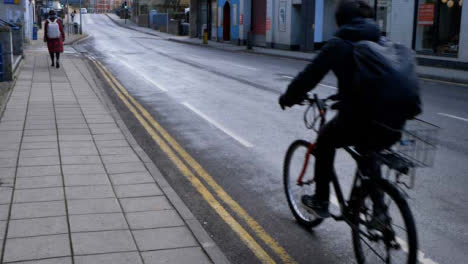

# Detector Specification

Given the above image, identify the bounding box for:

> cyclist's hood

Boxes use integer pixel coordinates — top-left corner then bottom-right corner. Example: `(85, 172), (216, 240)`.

(335, 18), (381, 42)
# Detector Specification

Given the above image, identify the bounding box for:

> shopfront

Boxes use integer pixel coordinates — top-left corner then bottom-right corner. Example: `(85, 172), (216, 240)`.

(414, 0), (463, 56)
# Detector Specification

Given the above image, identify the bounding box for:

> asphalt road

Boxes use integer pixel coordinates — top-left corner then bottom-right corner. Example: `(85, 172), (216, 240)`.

(75, 14), (468, 264)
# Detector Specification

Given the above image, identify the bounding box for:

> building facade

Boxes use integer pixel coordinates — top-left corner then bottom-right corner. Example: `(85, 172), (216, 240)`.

(191, 0), (467, 63)
(0, 0), (36, 43)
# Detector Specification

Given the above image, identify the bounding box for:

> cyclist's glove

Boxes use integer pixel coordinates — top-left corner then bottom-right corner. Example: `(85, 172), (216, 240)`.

(279, 94), (291, 110)
(279, 94), (304, 110)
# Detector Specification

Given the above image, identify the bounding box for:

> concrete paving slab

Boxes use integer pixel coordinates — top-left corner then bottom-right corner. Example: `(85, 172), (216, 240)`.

(57, 129), (91, 135)
(0, 151), (19, 160)
(24, 124), (57, 130)
(58, 135), (93, 141)
(62, 164), (106, 175)
(13, 187), (64, 203)
(15, 176), (62, 189)
(0, 204), (9, 220)
(11, 201), (66, 219)
(0, 188), (13, 204)
(0, 142), (22, 151)
(0, 168), (16, 178)
(67, 198), (121, 215)
(93, 134), (125, 141)
(22, 135), (57, 143)
(114, 183), (163, 198)
(90, 128), (121, 134)
(60, 146), (99, 156)
(20, 148), (59, 158)
(71, 230), (137, 255)
(7, 216), (68, 238)
(18, 156), (60, 167)
(105, 162), (147, 174)
(25, 120), (56, 126)
(133, 227), (198, 251)
(74, 252), (142, 264)
(65, 185), (115, 200)
(57, 123), (88, 129)
(60, 141), (95, 148)
(23, 130), (57, 136)
(120, 196), (172, 213)
(86, 118), (116, 124)
(3, 234), (70, 262)
(141, 247), (211, 264)
(64, 173), (110, 186)
(69, 213), (127, 232)
(17, 165), (61, 177)
(0, 159), (17, 168)
(56, 119), (87, 125)
(109, 172), (155, 185)
(21, 141), (58, 150)
(0, 131), (22, 138)
(61, 156), (101, 165)
(99, 147), (135, 155)
(126, 210), (184, 230)
(0, 220), (6, 238)
(101, 154), (140, 164)
(9, 257), (73, 264)
(96, 140), (129, 148)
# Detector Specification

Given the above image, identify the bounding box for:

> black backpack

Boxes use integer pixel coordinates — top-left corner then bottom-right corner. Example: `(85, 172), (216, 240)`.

(350, 39), (422, 126)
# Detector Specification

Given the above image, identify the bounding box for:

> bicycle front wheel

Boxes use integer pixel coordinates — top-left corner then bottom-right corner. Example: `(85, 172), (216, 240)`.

(283, 140), (323, 228)
(351, 179), (418, 264)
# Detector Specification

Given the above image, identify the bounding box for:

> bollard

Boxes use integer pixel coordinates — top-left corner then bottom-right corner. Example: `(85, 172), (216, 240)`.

(247, 31), (253, 50)
(33, 24), (38, 40)
(203, 29), (208, 45)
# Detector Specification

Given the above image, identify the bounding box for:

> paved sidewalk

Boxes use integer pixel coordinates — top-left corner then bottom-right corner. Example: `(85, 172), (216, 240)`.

(0, 47), (222, 263)
(106, 14), (468, 85)
(105, 14), (245, 52)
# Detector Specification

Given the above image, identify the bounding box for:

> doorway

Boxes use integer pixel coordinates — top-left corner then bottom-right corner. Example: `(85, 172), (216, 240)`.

(223, 2), (231, 41)
(251, 0), (267, 46)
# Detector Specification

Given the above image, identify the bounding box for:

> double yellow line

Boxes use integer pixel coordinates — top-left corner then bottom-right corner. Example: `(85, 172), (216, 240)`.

(91, 58), (296, 264)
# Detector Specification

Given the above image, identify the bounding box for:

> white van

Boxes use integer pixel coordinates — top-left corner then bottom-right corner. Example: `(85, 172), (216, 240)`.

(80, 8), (87, 14)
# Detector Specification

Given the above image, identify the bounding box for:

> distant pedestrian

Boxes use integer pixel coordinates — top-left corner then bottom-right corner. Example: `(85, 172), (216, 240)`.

(71, 10), (76, 22)
(44, 10), (65, 68)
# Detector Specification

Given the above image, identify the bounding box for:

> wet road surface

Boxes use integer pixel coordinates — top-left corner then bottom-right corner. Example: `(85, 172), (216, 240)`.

(75, 14), (468, 264)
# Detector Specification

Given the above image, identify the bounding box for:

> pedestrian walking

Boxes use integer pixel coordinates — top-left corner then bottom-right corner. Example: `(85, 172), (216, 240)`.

(71, 10), (76, 22)
(44, 10), (65, 68)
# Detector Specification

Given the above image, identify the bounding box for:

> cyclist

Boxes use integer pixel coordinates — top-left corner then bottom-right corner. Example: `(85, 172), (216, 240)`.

(279, 0), (406, 218)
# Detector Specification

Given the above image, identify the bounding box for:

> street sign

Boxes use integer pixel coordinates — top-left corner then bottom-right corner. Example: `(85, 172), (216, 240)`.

(4, 0), (18, 4)
(418, 3), (434, 26)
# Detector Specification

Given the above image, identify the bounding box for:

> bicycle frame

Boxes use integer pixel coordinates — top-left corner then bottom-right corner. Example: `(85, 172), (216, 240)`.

(297, 94), (368, 222)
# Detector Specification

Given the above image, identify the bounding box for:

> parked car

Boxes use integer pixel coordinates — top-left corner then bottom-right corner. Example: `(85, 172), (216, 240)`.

(81, 8), (87, 14)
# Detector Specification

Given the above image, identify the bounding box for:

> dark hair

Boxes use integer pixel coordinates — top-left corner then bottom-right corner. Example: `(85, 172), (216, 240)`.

(48, 10), (56, 16)
(335, 0), (375, 27)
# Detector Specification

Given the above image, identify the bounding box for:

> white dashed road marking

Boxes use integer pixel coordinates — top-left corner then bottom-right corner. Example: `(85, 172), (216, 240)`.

(182, 102), (254, 148)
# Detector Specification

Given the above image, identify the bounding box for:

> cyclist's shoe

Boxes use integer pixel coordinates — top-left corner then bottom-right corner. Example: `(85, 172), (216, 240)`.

(369, 211), (391, 233)
(301, 195), (330, 218)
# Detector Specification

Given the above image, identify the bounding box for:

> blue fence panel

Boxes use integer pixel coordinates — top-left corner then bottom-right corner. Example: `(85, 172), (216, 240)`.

(152, 14), (168, 30)
(0, 43), (3, 82)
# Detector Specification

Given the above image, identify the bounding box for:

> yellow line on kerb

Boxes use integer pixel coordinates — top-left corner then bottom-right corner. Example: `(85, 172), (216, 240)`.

(93, 60), (279, 264)
(94, 60), (296, 264)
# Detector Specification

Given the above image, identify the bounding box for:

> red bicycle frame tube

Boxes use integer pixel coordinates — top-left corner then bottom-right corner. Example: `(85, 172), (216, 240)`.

(297, 143), (316, 186)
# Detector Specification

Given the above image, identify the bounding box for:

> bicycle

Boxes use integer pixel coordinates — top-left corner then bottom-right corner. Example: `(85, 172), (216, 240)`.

(283, 94), (439, 264)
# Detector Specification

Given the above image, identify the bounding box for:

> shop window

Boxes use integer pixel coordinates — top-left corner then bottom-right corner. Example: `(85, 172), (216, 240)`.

(362, 0), (392, 36)
(376, 0), (392, 37)
(415, 0), (463, 56)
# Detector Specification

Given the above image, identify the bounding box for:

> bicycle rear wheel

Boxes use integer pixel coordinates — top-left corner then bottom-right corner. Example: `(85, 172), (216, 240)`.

(351, 179), (418, 264)
(283, 140), (323, 228)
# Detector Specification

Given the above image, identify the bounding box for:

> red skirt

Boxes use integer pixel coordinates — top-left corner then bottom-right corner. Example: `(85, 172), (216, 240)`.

(47, 38), (64, 53)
